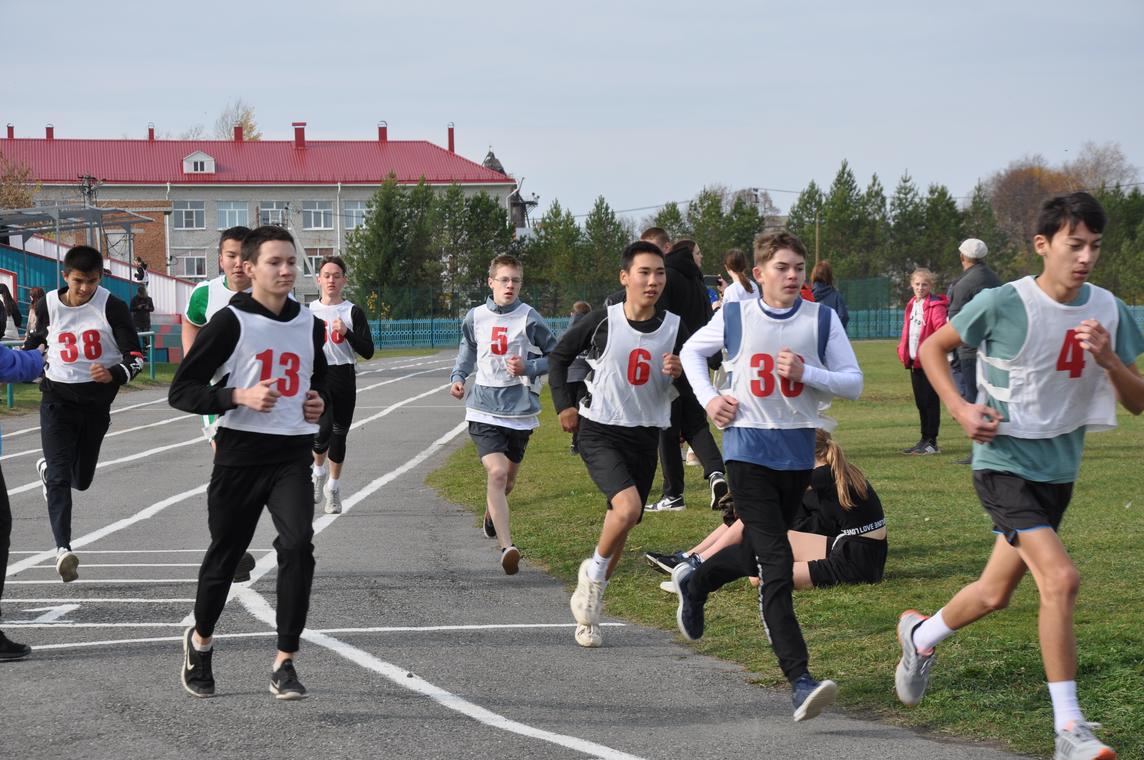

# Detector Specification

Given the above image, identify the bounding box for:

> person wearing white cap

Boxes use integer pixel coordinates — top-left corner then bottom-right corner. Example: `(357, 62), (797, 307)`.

(947, 238), (1002, 413)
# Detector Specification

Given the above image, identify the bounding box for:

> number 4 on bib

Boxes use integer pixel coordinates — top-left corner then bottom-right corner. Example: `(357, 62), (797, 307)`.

(1056, 329), (1085, 379)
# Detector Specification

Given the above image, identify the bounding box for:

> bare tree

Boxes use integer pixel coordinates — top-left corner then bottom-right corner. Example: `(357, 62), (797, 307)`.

(212, 99), (262, 141)
(0, 154), (39, 209)
(1063, 141), (1138, 190)
(987, 154), (1071, 273)
(179, 124), (206, 140)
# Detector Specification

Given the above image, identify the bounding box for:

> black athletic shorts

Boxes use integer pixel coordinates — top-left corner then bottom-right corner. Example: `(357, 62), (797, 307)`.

(973, 469), (1073, 546)
(577, 417), (659, 518)
(807, 535), (887, 588)
(468, 421), (532, 464)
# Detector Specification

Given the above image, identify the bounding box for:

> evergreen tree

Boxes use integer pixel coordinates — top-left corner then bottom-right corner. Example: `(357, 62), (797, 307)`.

(651, 202), (689, 240)
(820, 160), (863, 276)
(888, 172), (926, 297)
(856, 173), (889, 277)
(920, 183), (962, 283)
(786, 180), (824, 257)
(724, 194), (764, 258)
(345, 174), (404, 315)
(583, 196), (632, 287)
(961, 181), (1010, 275)
(686, 186), (728, 271)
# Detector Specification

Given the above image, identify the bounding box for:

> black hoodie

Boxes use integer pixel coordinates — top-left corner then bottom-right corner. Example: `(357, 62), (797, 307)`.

(661, 244), (713, 333)
(169, 291), (328, 467)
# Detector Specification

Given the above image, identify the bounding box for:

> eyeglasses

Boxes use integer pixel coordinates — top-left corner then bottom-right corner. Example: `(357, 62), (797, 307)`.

(493, 277), (522, 286)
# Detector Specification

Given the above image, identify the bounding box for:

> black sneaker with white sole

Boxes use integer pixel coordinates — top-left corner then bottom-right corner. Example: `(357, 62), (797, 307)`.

(708, 472), (729, 510)
(482, 512), (496, 538)
(645, 550), (687, 575)
(269, 659), (308, 700)
(181, 626), (215, 697)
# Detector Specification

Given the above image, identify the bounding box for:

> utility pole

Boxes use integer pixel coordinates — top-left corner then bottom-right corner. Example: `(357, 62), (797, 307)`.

(78, 174), (101, 248)
(814, 207), (821, 268)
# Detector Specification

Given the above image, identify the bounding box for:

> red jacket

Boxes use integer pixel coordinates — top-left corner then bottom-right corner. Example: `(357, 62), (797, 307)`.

(897, 293), (948, 369)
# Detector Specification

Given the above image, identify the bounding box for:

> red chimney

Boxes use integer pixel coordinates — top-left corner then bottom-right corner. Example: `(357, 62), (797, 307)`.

(46, 124), (55, 140)
(5, 124), (13, 139)
(292, 121), (306, 148)
(148, 122), (155, 141)
(234, 124), (244, 142)
(447, 122), (455, 153)
(378, 120), (388, 143)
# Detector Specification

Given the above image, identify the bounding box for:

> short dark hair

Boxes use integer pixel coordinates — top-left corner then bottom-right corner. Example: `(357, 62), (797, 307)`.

(63, 245), (104, 274)
(640, 227), (670, 253)
(241, 225), (296, 263)
(753, 230), (808, 265)
(319, 255), (347, 275)
(1035, 191), (1107, 240)
(621, 240), (664, 271)
(571, 300), (591, 315)
(218, 225), (251, 254)
(669, 239), (698, 259)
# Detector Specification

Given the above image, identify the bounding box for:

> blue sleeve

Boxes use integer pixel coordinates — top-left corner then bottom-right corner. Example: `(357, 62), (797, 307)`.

(0, 345), (45, 383)
(1114, 298), (1144, 366)
(450, 309), (477, 383)
(524, 311), (558, 378)
(722, 301), (742, 357)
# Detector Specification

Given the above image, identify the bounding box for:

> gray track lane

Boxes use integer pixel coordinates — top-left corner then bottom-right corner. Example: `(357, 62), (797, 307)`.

(3, 352), (1024, 760)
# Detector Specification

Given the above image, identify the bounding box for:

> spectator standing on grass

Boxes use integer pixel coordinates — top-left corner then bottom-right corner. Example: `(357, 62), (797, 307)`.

(897, 268), (948, 455)
(24, 287), (45, 338)
(810, 261), (849, 329)
(893, 191), (1144, 760)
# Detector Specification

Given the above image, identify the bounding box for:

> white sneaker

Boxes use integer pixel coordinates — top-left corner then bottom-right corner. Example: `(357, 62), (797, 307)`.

(658, 579), (676, 594)
(323, 483), (342, 514)
(1054, 722), (1116, 760)
(574, 623), (602, 648)
(312, 469), (328, 505)
(36, 457), (48, 501)
(56, 549), (79, 583)
(569, 558), (605, 625)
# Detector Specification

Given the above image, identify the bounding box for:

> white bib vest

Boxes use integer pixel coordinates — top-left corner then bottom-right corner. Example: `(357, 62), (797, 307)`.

(978, 277), (1118, 438)
(203, 276), (239, 322)
(580, 303), (680, 429)
(217, 306), (318, 436)
(473, 304), (533, 389)
(309, 299), (357, 366)
(724, 299), (831, 430)
(45, 288), (123, 384)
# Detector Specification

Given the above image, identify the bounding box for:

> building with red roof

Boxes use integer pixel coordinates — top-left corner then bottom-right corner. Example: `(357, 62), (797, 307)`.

(1, 121), (517, 292)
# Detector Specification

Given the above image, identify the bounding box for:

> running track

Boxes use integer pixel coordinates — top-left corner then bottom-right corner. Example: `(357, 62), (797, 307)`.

(3, 352), (1022, 759)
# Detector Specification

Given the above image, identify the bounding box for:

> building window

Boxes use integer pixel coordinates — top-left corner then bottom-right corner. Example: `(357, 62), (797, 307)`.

(173, 200), (205, 230)
(304, 247), (335, 277)
(192, 160), (206, 172)
(217, 201), (249, 229)
(343, 200), (366, 230)
(302, 201), (334, 230)
(173, 250), (208, 279)
(259, 201), (289, 226)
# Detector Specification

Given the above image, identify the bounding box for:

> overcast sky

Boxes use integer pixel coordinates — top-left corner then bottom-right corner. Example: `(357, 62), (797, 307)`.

(4, 0), (1142, 221)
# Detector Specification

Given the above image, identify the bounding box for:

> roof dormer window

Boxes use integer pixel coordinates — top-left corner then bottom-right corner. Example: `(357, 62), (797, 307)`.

(182, 151), (216, 175)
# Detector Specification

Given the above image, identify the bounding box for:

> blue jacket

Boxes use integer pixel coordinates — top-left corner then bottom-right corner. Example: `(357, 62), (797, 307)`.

(811, 282), (849, 328)
(0, 345), (44, 383)
(450, 298), (558, 419)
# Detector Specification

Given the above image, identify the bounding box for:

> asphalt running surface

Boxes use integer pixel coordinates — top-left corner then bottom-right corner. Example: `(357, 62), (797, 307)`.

(3, 352), (1024, 759)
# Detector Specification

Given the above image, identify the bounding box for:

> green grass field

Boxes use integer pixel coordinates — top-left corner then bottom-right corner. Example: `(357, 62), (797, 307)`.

(427, 339), (1144, 759)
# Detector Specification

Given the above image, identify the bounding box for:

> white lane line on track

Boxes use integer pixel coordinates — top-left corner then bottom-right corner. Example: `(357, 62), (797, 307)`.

(1, 397), (169, 440)
(4, 598), (196, 603)
(0, 414), (196, 462)
(7, 549), (270, 555)
(232, 421), (646, 760)
(7, 439), (204, 496)
(24, 623), (625, 649)
(7, 579), (200, 584)
(23, 563), (202, 568)
(355, 366), (445, 394)
(5, 484), (208, 576)
(5, 621), (627, 631)
(239, 588), (645, 760)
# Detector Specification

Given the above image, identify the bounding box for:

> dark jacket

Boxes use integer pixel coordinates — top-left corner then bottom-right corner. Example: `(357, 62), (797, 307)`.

(947, 262), (1002, 359)
(662, 246), (712, 334)
(811, 281), (849, 328)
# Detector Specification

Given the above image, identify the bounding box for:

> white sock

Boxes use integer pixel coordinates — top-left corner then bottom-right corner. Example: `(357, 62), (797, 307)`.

(912, 608), (955, 652)
(313, 463), (328, 476)
(191, 635), (212, 652)
(56, 546), (70, 555)
(1048, 681), (1084, 733)
(692, 552), (704, 563)
(327, 477), (339, 492)
(587, 550), (610, 582)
